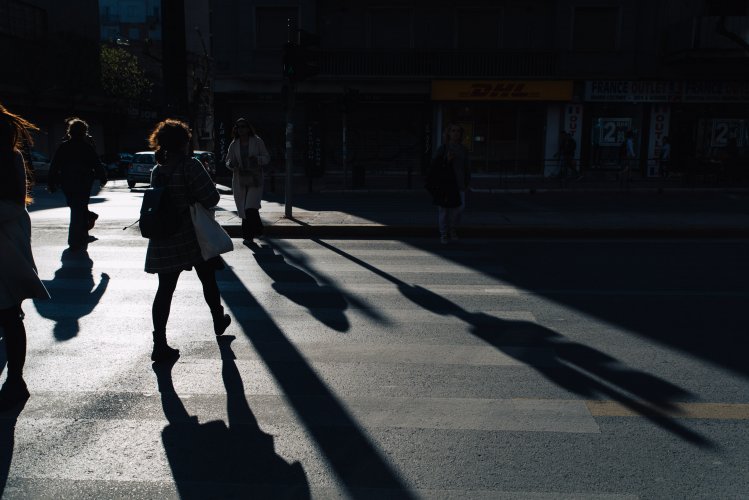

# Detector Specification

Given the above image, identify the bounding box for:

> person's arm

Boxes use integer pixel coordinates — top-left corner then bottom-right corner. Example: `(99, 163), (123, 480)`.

(187, 158), (220, 208)
(225, 141), (237, 170)
(12, 151), (27, 205)
(89, 145), (107, 185)
(464, 148), (471, 189)
(48, 144), (63, 191)
(255, 137), (271, 166)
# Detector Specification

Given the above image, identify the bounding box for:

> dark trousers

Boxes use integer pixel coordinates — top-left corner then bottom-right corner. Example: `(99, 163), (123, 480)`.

(242, 208), (264, 239)
(152, 261), (222, 333)
(0, 305), (26, 383)
(64, 186), (92, 249)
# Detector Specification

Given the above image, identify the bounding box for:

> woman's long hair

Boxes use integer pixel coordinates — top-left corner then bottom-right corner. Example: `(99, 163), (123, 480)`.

(0, 102), (38, 205)
(148, 119), (191, 164)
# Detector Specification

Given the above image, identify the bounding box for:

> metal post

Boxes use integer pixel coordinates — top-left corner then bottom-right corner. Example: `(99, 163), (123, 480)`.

(285, 83), (295, 218)
(284, 17), (296, 218)
(342, 111), (347, 189)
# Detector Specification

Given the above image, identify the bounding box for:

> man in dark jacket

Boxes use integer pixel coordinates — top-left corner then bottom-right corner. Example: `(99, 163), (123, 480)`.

(48, 118), (107, 250)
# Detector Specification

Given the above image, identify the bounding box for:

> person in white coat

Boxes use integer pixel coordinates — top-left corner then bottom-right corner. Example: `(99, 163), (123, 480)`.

(224, 118), (270, 243)
(0, 103), (50, 410)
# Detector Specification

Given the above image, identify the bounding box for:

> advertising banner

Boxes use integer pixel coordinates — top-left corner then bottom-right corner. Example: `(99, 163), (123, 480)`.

(597, 118), (632, 146)
(585, 80), (749, 103)
(432, 80), (573, 101)
(647, 105), (670, 177)
(710, 119), (748, 147)
(564, 105), (583, 161)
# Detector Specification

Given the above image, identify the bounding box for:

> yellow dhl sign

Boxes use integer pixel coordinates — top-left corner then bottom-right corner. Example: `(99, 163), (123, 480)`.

(432, 80), (573, 101)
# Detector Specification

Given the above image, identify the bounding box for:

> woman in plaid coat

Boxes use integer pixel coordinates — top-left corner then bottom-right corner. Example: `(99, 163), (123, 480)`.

(145, 119), (231, 362)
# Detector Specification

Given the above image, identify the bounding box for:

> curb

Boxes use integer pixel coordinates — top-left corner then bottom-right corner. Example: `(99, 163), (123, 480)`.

(221, 224), (749, 239)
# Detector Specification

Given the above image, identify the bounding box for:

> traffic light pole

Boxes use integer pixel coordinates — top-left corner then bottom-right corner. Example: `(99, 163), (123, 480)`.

(284, 83), (295, 218)
(342, 110), (347, 189)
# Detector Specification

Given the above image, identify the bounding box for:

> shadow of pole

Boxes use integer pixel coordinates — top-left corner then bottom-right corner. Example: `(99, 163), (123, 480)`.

(311, 238), (715, 448)
(220, 266), (416, 498)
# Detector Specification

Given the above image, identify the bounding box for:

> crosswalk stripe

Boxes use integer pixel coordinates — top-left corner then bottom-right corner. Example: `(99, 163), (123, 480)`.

(587, 401), (749, 420)
(1, 394), (600, 434)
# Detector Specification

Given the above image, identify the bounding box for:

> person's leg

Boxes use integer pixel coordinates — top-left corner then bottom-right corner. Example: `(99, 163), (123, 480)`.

(245, 208), (264, 237)
(195, 262), (230, 336)
(152, 271), (181, 361)
(64, 188), (90, 249)
(153, 271), (180, 332)
(450, 191), (466, 240)
(438, 206), (449, 242)
(0, 305), (30, 407)
(241, 214), (252, 241)
(0, 306), (26, 384)
(68, 205), (87, 248)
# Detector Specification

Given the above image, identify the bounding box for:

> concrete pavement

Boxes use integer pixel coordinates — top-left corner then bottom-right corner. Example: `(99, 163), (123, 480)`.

(217, 186), (749, 239)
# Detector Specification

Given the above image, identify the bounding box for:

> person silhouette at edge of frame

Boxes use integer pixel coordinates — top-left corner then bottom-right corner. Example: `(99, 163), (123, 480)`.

(0, 102), (50, 410)
(48, 117), (107, 251)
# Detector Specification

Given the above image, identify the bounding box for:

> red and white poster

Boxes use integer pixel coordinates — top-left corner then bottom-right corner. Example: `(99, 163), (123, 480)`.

(564, 104), (583, 161)
(648, 105), (670, 177)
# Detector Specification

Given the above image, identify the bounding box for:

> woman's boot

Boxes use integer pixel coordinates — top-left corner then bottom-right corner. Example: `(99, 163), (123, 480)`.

(151, 330), (180, 362)
(211, 307), (231, 336)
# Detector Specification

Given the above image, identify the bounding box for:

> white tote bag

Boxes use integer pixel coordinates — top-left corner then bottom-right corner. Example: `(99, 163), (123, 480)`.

(189, 203), (234, 260)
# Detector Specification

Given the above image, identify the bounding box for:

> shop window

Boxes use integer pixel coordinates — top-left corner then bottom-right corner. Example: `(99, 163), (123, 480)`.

(370, 8), (412, 48)
(256, 6), (298, 49)
(456, 8), (502, 49)
(572, 6), (619, 50)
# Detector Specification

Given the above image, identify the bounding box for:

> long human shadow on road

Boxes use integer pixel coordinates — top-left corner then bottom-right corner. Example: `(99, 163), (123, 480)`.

(0, 401), (27, 497)
(248, 241), (350, 332)
(153, 337), (310, 499)
(248, 240), (390, 331)
(220, 265), (416, 498)
(32, 248), (109, 341)
(312, 238), (713, 448)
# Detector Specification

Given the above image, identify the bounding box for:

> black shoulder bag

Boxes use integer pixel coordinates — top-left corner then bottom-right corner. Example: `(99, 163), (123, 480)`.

(138, 165), (183, 239)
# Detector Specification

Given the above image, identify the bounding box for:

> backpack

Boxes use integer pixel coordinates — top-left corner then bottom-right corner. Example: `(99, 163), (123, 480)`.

(138, 167), (183, 239)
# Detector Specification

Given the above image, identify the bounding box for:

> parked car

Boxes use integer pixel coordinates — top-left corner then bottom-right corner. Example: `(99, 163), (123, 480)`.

(106, 152), (133, 178)
(127, 151), (156, 188)
(193, 150), (217, 179)
(29, 151), (50, 182)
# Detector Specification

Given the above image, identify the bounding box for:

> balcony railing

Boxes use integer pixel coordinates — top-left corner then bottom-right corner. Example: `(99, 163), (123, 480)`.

(316, 49), (558, 78)
(239, 49), (559, 79)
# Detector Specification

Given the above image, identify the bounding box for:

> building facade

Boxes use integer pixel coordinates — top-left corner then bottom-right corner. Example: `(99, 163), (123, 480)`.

(189, 1), (749, 186)
(1, 0), (102, 156)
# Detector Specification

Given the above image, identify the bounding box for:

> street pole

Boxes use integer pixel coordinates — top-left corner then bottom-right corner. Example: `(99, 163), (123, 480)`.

(342, 110), (347, 190)
(284, 82), (295, 218)
(283, 17), (296, 218)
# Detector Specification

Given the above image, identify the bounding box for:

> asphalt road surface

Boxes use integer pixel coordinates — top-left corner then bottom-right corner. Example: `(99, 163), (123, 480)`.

(1, 187), (748, 498)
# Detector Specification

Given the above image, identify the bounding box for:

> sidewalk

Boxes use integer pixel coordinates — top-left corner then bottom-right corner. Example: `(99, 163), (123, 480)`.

(216, 187), (749, 238)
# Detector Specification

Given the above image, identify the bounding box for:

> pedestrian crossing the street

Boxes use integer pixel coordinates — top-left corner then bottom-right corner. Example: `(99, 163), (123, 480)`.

(3, 229), (748, 499)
